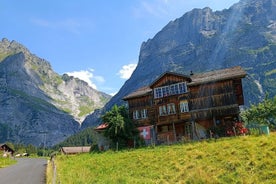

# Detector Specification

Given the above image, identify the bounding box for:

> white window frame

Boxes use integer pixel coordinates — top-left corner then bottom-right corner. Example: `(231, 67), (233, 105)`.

(133, 110), (140, 119)
(141, 109), (148, 119)
(167, 103), (176, 115)
(159, 105), (167, 116)
(180, 100), (189, 113)
(154, 82), (188, 99)
(154, 88), (162, 98)
(179, 82), (188, 94)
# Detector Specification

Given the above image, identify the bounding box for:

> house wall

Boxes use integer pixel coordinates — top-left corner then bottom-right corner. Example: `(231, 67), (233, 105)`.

(95, 132), (110, 151)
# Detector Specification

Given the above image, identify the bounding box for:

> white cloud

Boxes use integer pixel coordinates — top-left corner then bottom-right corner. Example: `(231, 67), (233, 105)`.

(109, 92), (118, 96)
(66, 69), (105, 90)
(118, 63), (137, 79)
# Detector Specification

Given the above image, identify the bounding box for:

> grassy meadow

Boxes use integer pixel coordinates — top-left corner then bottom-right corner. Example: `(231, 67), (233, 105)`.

(48, 133), (276, 184)
(0, 157), (16, 168)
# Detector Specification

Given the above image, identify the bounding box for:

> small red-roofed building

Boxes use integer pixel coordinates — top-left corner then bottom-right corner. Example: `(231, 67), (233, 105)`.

(94, 123), (110, 151)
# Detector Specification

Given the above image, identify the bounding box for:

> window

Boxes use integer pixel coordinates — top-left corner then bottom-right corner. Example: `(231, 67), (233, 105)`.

(141, 109), (148, 119)
(154, 88), (162, 98)
(170, 84), (179, 95)
(179, 82), (187, 94)
(162, 86), (170, 97)
(180, 100), (189, 113)
(167, 103), (176, 114)
(159, 105), (167, 116)
(133, 109), (148, 119)
(154, 82), (188, 99)
(133, 110), (140, 119)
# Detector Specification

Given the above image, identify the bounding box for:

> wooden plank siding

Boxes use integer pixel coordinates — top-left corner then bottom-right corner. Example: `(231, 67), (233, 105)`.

(123, 66), (246, 143)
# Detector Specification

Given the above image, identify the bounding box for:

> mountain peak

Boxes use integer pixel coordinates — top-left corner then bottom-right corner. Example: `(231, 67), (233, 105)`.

(0, 39), (111, 146)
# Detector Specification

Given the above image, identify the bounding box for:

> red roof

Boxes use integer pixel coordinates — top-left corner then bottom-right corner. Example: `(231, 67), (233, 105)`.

(94, 123), (108, 131)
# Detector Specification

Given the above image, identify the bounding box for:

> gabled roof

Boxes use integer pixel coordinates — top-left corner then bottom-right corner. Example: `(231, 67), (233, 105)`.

(189, 66), (246, 86)
(122, 66), (246, 100)
(149, 71), (191, 88)
(122, 86), (152, 100)
(60, 146), (91, 154)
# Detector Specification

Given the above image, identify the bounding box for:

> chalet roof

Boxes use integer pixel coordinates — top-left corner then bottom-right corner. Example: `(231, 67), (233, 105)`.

(122, 86), (152, 100)
(122, 66), (246, 100)
(149, 71), (191, 88)
(189, 66), (246, 86)
(60, 146), (91, 154)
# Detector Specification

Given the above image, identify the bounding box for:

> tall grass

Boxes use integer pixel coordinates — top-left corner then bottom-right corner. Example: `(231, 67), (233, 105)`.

(49, 133), (276, 183)
(0, 157), (16, 168)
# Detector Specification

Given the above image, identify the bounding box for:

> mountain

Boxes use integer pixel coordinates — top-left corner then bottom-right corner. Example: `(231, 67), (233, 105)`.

(0, 38), (111, 146)
(83, 0), (276, 127)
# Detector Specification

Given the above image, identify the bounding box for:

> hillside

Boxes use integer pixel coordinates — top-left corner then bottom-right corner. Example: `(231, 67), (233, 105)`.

(49, 133), (276, 183)
(0, 38), (111, 146)
(83, 0), (276, 127)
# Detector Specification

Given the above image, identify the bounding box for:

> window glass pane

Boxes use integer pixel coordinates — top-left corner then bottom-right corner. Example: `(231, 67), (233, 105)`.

(163, 105), (167, 114)
(159, 105), (167, 116)
(179, 82), (187, 94)
(159, 106), (162, 115)
(170, 85), (174, 95)
(154, 88), (162, 98)
(133, 110), (140, 119)
(162, 87), (167, 97)
(141, 109), (147, 119)
(170, 84), (177, 95)
(167, 104), (171, 114)
(167, 103), (176, 114)
(180, 101), (189, 113)
(157, 88), (162, 98)
(172, 103), (176, 113)
(165, 86), (170, 96)
(154, 89), (158, 98)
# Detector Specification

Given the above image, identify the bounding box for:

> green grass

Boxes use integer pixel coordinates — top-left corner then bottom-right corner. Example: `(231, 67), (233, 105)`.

(49, 133), (276, 184)
(0, 157), (16, 168)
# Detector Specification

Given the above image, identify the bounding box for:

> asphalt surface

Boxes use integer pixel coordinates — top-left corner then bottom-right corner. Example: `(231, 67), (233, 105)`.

(0, 158), (47, 184)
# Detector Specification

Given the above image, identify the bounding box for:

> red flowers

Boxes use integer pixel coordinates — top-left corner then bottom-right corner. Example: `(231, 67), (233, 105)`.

(226, 121), (248, 136)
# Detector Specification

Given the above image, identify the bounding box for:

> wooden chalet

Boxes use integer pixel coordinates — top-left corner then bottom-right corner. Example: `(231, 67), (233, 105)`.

(0, 143), (15, 157)
(123, 66), (246, 144)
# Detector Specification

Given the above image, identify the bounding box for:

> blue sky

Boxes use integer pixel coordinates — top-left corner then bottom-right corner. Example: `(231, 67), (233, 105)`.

(1, 0), (239, 95)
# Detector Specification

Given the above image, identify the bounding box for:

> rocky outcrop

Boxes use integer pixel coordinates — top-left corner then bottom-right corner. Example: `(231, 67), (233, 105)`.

(0, 38), (111, 146)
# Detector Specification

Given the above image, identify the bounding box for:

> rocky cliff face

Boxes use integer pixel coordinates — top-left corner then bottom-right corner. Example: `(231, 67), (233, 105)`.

(83, 0), (276, 127)
(0, 38), (111, 146)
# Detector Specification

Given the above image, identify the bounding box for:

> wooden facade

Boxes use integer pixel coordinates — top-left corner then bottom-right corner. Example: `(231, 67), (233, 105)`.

(123, 66), (246, 143)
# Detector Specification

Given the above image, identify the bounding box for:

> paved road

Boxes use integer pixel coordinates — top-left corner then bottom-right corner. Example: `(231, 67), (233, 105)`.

(0, 158), (47, 184)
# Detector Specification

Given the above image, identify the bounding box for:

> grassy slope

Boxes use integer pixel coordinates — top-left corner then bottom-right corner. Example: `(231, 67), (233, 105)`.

(0, 157), (16, 168)
(51, 133), (276, 184)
